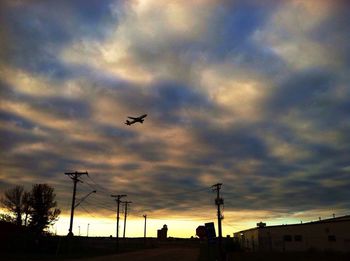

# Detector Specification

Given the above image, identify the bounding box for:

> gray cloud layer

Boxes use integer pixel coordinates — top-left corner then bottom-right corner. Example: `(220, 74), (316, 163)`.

(1, 0), (350, 225)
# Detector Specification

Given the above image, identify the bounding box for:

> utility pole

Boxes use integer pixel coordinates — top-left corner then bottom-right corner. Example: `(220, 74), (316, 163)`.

(143, 214), (147, 239)
(212, 183), (224, 260)
(87, 223), (90, 237)
(65, 171), (88, 236)
(122, 201), (132, 238)
(111, 194), (126, 249)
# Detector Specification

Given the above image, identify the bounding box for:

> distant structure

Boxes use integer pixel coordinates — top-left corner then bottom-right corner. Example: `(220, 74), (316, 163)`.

(196, 222), (217, 242)
(196, 225), (207, 240)
(157, 224), (168, 240)
(234, 215), (350, 252)
(205, 222), (216, 242)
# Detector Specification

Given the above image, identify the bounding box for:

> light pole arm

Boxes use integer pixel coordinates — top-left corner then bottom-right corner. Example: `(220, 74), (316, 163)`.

(75, 190), (96, 209)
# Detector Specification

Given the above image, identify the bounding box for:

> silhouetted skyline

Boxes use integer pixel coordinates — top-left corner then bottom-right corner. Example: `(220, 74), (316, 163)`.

(1, 0), (350, 237)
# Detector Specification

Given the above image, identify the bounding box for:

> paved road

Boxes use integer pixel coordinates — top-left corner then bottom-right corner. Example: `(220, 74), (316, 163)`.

(64, 247), (199, 261)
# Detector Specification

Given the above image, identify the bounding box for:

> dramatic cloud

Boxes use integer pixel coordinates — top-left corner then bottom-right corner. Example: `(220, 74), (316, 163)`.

(1, 0), (349, 237)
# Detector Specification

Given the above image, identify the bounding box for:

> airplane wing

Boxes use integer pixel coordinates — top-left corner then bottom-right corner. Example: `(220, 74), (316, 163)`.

(128, 116), (137, 120)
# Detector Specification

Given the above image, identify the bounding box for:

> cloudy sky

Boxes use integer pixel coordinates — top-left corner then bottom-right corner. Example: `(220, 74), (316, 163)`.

(1, 0), (350, 237)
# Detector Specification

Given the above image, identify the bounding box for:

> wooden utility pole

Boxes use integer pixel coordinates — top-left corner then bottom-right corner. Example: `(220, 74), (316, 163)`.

(143, 214), (147, 239)
(212, 183), (224, 260)
(65, 171), (88, 236)
(122, 201), (132, 238)
(111, 194), (126, 249)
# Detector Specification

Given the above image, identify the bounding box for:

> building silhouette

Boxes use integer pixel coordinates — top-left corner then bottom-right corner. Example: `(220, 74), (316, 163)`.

(234, 215), (350, 252)
(157, 224), (168, 240)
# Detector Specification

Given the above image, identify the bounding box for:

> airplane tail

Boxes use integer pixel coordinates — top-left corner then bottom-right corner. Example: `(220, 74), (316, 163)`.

(125, 120), (131, 125)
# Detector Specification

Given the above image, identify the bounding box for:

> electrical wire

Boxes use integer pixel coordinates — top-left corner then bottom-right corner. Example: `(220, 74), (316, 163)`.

(72, 175), (223, 221)
(80, 205), (98, 219)
(148, 217), (214, 222)
(223, 220), (240, 229)
(86, 175), (114, 195)
(83, 200), (116, 212)
(85, 175), (212, 197)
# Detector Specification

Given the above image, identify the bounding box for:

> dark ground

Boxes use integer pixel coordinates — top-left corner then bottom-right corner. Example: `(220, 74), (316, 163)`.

(61, 246), (199, 261)
(2, 234), (350, 261)
(225, 251), (350, 261)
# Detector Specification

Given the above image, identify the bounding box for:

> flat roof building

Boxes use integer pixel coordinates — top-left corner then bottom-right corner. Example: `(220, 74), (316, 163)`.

(234, 215), (350, 252)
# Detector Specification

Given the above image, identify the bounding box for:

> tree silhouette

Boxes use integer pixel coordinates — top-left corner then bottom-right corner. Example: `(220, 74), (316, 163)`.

(22, 191), (31, 226)
(0, 213), (15, 223)
(0, 185), (25, 225)
(29, 184), (61, 233)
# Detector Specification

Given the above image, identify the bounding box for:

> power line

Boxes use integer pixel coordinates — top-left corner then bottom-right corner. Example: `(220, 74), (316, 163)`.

(79, 175), (219, 220)
(157, 187), (211, 197)
(76, 192), (214, 217)
(84, 192), (116, 206)
(223, 220), (240, 229)
(148, 217), (215, 222)
(79, 205), (116, 225)
(78, 181), (119, 209)
(86, 175), (114, 195)
(90, 195), (116, 206)
(126, 187), (211, 198)
(85, 175), (212, 197)
(80, 205), (98, 219)
(73, 183), (114, 210)
(81, 179), (99, 192)
(83, 200), (116, 212)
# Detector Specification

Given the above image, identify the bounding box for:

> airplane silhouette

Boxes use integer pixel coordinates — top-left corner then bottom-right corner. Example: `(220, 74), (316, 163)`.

(125, 114), (147, 126)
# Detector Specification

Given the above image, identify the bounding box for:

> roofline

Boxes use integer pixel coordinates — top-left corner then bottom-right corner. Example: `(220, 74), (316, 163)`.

(234, 214), (350, 234)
